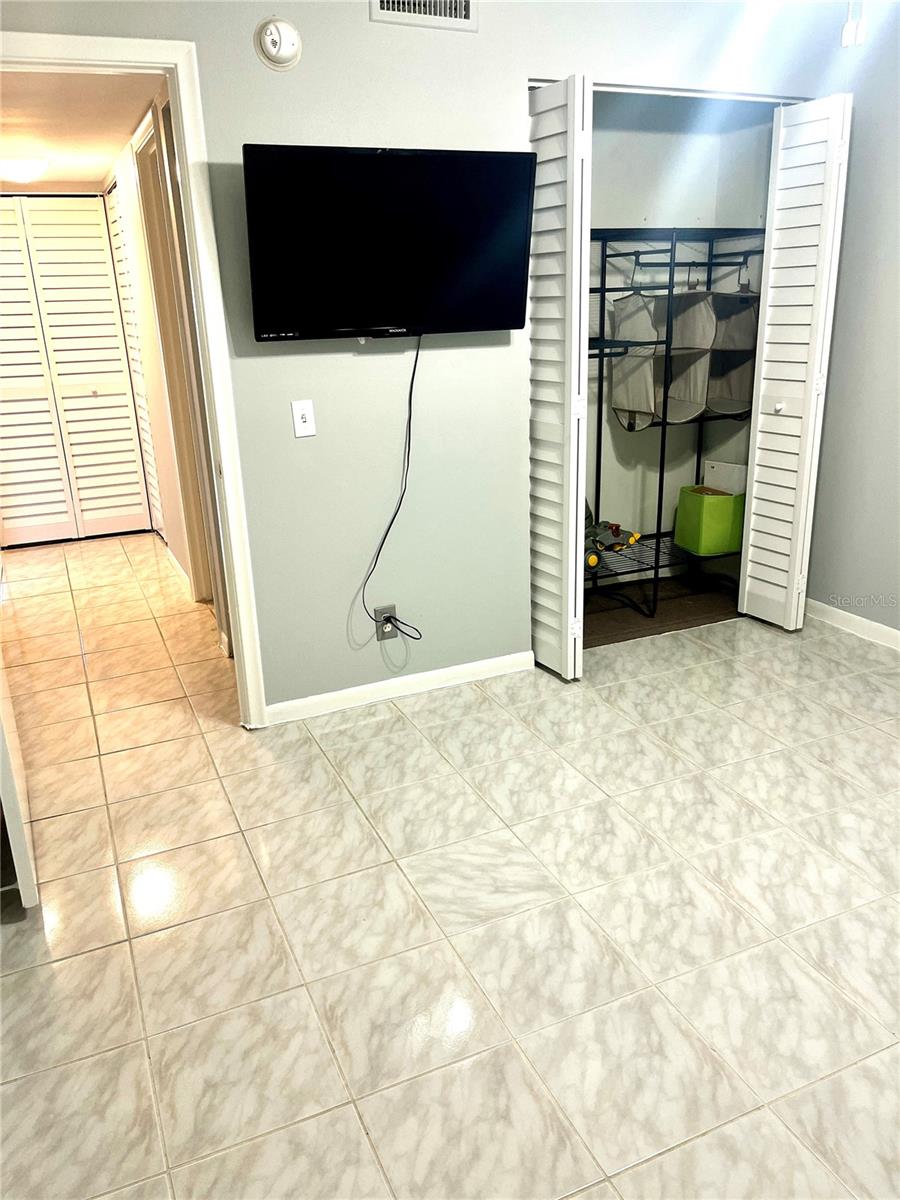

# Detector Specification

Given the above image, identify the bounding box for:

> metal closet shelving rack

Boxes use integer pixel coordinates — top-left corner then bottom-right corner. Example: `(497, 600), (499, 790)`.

(586, 226), (764, 618)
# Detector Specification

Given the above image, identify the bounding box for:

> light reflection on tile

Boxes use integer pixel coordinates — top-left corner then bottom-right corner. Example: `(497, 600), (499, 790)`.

(245, 803), (389, 894)
(328, 727), (453, 795)
(559, 730), (695, 796)
(465, 750), (606, 823)
(796, 799), (899, 893)
(650, 709), (784, 769)
(515, 689), (634, 748)
(221, 752), (352, 828)
(425, 709), (545, 770)
(310, 940), (507, 1095)
(616, 772), (774, 855)
(109, 780), (238, 861)
(25, 756), (105, 820)
(803, 725), (900, 795)
(119, 834), (265, 936)
(710, 748), (871, 822)
(101, 736), (216, 803)
(32, 806), (114, 882)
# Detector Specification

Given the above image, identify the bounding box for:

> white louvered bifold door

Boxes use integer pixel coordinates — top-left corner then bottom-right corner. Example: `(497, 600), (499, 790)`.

(105, 180), (164, 534)
(528, 75), (591, 680)
(0, 198), (79, 546)
(22, 196), (151, 538)
(739, 95), (852, 631)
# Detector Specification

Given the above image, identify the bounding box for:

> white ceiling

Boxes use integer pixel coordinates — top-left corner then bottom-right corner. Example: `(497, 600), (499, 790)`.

(0, 70), (165, 192)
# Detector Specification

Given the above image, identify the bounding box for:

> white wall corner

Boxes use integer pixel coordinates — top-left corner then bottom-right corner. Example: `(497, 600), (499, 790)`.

(259, 650), (535, 726)
(805, 599), (900, 649)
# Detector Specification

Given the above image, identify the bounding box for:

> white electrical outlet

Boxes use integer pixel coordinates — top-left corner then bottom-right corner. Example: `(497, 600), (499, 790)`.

(291, 400), (316, 438)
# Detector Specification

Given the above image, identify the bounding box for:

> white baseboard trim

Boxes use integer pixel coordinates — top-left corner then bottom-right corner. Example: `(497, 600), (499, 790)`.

(806, 599), (900, 650)
(260, 650), (535, 727)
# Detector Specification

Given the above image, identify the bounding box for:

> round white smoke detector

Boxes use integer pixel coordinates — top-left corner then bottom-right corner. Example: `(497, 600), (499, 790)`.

(254, 18), (302, 71)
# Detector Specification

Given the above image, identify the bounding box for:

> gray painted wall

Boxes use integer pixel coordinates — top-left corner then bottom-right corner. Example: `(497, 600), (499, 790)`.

(806, 6), (900, 631)
(2, 1), (891, 703)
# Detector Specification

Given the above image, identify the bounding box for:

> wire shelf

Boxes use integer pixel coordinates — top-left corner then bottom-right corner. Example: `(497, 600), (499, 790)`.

(585, 534), (689, 583)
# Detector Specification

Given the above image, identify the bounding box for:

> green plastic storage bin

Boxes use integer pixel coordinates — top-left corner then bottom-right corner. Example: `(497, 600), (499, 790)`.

(674, 485), (745, 557)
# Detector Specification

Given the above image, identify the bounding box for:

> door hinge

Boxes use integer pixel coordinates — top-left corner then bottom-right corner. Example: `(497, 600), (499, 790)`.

(796, 572), (808, 595)
(569, 616), (583, 638)
(813, 373), (827, 399)
(837, 139), (849, 166)
(573, 393), (587, 421)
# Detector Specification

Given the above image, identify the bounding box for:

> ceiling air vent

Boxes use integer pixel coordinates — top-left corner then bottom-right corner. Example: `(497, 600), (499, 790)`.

(369, 0), (478, 32)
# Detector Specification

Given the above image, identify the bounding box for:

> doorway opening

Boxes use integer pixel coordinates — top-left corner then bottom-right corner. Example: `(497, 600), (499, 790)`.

(1, 69), (228, 649)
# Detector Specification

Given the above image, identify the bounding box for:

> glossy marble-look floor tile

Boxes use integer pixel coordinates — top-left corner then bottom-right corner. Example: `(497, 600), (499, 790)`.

(204, 719), (313, 774)
(85, 640), (172, 681)
(0, 1043), (164, 1200)
(786, 898), (899, 1033)
(772, 1045), (900, 1200)
(221, 751), (352, 828)
(1, 942), (141, 1081)
(520, 988), (755, 1173)
(595, 672), (711, 726)
(693, 827), (881, 934)
(245, 802), (389, 894)
(1, 629), (81, 666)
(395, 681), (500, 727)
(358, 1043), (601, 1200)
(616, 772), (774, 855)
(360, 773), (503, 856)
(614, 1108), (851, 1200)
(274, 862), (440, 980)
(738, 643), (848, 687)
(89, 667), (185, 714)
(96, 697), (201, 754)
(425, 708), (545, 770)
(477, 667), (578, 709)
(514, 800), (671, 892)
(560, 730), (695, 796)
(101, 735), (217, 803)
(170, 1105), (390, 1200)
(132, 901), (300, 1034)
(400, 829), (565, 934)
(0, 866), (126, 974)
(684, 617), (790, 656)
(327, 726), (454, 794)
(31, 806), (114, 882)
(803, 725), (900, 795)
(675, 657), (783, 706)
(452, 898), (646, 1035)
(799, 670), (900, 725)
(305, 700), (406, 750)
(175, 655), (236, 696)
(464, 750), (606, 823)
(583, 859), (768, 981)
(515, 689), (634, 748)
(725, 687), (860, 746)
(11, 680), (91, 729)
(796, 798), (900, 893)
(188, 687), (241, 732)
(109, 780), (238, 862)
(149, 988), (346, 1164)
(710, 747), (872, 822)
(4, 652), (85, 696)
(651, 708), (784, 769)
(661, 941), (894, 1100)
(808, 628), (900, 674)
(18, 713), (97, 767)
(119, 833), (265, 936)
(310, 940), (507, 1095)
(25, 755), (106, 819)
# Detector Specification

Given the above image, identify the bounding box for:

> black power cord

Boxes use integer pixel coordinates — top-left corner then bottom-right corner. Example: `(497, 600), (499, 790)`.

(360, 335), (424, 641)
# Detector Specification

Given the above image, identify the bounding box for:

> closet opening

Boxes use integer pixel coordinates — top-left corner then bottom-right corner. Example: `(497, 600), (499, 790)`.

(584, 90), (779, 649)
(0, 68), (230, 651)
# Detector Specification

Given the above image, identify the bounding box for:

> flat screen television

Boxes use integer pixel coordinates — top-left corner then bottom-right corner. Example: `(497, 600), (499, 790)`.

(242, 144), (537, 342)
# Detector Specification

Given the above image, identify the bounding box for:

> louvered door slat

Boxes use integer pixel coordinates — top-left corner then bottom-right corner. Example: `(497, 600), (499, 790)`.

(0, 198), (79, 546)
(528, 75), (590, 679)
(105, 182), (163, 533)
(22, 195), (151, 538)
(739, 95), (852, 629)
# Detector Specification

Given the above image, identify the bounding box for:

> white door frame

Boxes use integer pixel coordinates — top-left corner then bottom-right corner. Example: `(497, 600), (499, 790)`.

(0, 31), (267, 727)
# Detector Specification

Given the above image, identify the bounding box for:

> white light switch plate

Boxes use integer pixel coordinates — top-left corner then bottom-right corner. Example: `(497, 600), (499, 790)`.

(291, 399), (316, 438)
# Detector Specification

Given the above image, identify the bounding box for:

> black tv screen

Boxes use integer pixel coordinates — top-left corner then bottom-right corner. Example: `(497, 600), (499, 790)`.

(242, 144), (536, 341)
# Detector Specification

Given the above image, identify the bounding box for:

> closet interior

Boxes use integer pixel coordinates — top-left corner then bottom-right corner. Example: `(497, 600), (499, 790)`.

(584, 91), (778, 645)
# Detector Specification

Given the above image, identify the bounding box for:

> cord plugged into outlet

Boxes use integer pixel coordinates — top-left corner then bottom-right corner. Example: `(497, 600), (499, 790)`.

(374, 605), (398, 641)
